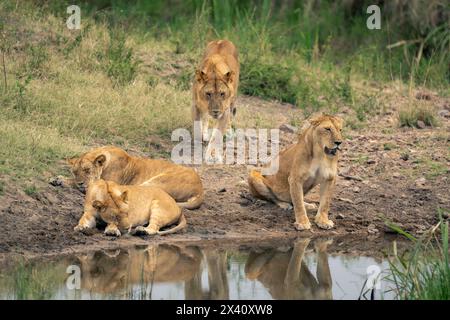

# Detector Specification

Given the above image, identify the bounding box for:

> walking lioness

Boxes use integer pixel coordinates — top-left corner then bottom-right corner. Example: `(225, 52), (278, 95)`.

(192, 40), (239, 148)
(248, 114), (343, 230)
(63, 146), (203, 209)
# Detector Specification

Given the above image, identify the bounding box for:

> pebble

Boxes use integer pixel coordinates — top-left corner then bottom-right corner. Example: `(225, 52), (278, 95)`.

(438, 109), (449, 118)
(368, 224), (379, 234)
(415, 177), (426, 187)
(416, 120), (426, 129)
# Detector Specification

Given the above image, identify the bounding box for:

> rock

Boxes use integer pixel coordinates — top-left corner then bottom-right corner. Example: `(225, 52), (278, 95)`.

(368, 224), (379, 234)
(279, 123), (297, 133)
(352, 186), (360, 193)
(236, 180), (248, 187)
(392, 172), (401, 178)
(49, 176), (65, 187)
(338, 197), (354, 204)
(217, 187), (227, 193)
(438, 109), (449, 118)
(42, 192), (58, 205)
(366, 159), (376, 165)
(415, 177), (426, 187)
(416, 120), (426, 129)
(415, 91), (432, 100)
(336, 213), (345, 219)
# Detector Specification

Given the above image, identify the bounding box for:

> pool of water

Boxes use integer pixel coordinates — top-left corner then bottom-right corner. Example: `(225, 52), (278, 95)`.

(0, 239), (395, 300)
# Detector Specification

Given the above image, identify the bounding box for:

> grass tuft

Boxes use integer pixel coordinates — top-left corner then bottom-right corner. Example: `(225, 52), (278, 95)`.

(398, 102), (438, 128)
(386, 210), (450, 300)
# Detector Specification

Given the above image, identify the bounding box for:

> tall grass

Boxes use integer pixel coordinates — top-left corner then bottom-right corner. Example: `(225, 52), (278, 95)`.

(386, 209), (450, 300)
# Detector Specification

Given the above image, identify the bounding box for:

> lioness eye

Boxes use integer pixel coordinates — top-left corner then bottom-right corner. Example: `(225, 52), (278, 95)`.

(206, 92), (212, 98)
(220, 92), (225, 98)
(325, 128), (331, 131)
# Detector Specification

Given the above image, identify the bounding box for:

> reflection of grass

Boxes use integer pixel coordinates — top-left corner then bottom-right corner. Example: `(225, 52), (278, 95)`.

(386, 209), (450, 300)
(7, 260), (61, 300)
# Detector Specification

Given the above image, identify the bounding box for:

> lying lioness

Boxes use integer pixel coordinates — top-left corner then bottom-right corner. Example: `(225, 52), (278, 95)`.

(192, 40), (239, 147)
(75, 179), (186, 236)
(248, 114), (343, 231)
(61, 146), (203, 209)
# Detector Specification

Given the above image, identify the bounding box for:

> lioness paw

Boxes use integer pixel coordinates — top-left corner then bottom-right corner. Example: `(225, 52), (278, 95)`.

(49, 175), (66, 187)
(134, 226), (157, 236)
(74, 224), (90, 233)
(104, 227), (121, 237)
(294, 221), (311, 231)
(314, 216), (334, 229)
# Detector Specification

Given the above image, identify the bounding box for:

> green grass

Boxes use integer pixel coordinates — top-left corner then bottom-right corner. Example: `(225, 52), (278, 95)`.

(23, 185), (38, 197)
(386, 210), (450, 300)
(98, 30), (140, 86)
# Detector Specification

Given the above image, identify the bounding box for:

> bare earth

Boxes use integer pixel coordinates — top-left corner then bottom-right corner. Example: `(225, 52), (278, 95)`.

(1, 91), (449, 259)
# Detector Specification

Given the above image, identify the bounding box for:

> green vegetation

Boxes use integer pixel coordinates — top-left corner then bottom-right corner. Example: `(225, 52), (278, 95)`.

(0, 0), (448, 181)
(398, 101), (438, 128)
(386, 210), (450, 300)
(23, 184), (38, 196)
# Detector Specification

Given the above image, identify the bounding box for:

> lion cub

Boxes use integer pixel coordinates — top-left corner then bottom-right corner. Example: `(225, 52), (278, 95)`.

(75, 180), (186, 236)
(248, 114), (343, 231)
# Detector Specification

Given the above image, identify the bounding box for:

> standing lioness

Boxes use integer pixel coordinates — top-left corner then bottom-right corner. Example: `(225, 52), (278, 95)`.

(192, 40), (239, 147)
(248, 114), (343, 231)
(63, 146), (203, 209)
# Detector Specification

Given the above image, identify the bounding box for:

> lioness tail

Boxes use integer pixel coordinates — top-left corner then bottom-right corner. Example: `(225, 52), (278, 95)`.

(157, 212), (187, 235)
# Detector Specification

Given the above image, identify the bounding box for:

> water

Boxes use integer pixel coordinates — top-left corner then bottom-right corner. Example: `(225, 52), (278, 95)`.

(0, 240), (395, 300)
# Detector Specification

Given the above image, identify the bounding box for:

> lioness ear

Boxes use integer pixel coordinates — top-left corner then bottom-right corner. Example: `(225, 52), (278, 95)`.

(92, 200), (103, 209)
(67, 157), (79, 166)
(334, 116), (344, 130)
(120, 191), (128, 203)
(94, 154), (106, 167)
(195, 70), (208, 83)
(224, 71), (234, 84)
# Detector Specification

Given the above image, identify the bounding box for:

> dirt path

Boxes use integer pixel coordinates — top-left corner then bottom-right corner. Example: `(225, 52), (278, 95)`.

(1, 92), (449, 258)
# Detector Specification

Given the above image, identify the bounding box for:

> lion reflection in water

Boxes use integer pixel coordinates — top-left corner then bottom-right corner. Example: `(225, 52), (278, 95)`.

(75, 240), (331, 300)
(245, 239), (333, 300)
(76, 245), (229, 299)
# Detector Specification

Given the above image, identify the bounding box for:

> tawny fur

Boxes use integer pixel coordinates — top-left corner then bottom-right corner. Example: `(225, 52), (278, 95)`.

(74, 179), (186, 236)
(192, 40), (240, 149)
(248, 114), (344, 231)
(66, 146), (203, 209)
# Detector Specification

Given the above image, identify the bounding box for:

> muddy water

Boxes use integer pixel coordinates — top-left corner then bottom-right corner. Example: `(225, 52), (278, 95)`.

(0, 240), (395, 300)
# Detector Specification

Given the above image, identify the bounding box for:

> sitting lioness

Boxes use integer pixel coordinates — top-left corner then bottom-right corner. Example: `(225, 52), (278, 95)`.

(192, 40), (239, 150)
(62, 146), (203, 209)
(75, 179), (185, 236)
(248, 114), (343, 230)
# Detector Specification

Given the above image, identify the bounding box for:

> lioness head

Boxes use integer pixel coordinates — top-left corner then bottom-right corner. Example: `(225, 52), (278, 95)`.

(195, 68), (236, 119)
(67, 152), (107, 186)
(85, 179), (123, 225)
(308, 114), (344, 157)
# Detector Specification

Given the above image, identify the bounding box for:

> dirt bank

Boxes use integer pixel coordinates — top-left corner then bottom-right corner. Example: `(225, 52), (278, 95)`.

(1, 93), (449, 258)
